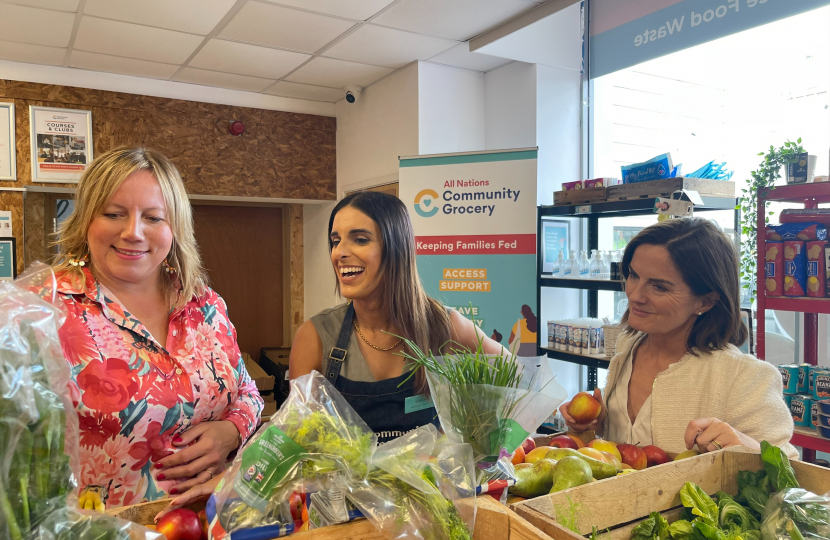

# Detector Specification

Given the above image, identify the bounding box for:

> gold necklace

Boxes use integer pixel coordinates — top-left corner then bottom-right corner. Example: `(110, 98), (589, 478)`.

(353, 320), (403, 351)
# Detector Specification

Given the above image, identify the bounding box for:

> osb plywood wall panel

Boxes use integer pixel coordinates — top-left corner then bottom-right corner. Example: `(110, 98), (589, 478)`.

(289, 204), (303, 342)
(0, 80), (337, 200)
(0, 191), (24, 274)
(23, 191), (45, 267)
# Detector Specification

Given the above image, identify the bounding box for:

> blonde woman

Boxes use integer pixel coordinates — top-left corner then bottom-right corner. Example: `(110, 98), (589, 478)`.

(47, 147), (262, 508)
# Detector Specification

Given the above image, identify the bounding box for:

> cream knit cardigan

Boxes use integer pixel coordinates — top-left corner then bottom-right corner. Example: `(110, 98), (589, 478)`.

(602, 331), (798, 459)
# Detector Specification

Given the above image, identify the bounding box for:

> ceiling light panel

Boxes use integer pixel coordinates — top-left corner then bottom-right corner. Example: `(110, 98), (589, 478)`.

(373, 0), (538, 41)
(82, 0), (237, 35)
(264, 81), (344, 102)
(0, 4), (75, 47)
(173, 67), (274, 92)
(285, 56), (393, 88)
(68, 50), (180, 79)
(189, 39), (311, 80)
(0, 41), (66, 65)
(220, 2), (354, 53)
(73, 17), (204, 64)
(324, 24), (457, 68)
(263, 0), (396, 21)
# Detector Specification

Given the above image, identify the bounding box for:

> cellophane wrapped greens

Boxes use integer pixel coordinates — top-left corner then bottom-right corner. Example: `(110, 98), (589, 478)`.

(27, 508), (164, 540)
(206, 371), (377, 539)
(0, 265), (78, 540)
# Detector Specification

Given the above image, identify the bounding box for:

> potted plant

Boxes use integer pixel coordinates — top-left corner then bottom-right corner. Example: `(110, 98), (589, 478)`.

(737, 139), (805, 304)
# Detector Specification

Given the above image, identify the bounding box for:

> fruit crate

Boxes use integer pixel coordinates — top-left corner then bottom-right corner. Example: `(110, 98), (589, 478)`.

(108, 491), (550, 540)
(510, 447), (830, 540)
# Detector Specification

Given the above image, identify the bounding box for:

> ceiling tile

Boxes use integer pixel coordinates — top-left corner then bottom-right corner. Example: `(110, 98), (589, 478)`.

(173, 67), (274, 93)
(0, 40), (66, 65)
(74, 17), (204, 64)
(426, 42), (511, 72)
(285, 57), (393, 88)
(263, 0), (395, 21)
(0, 4), (75, 47)
(220, 2), (354, 53)
(324, 24), (456, 68)
(373, 0), (538, 41)
(68, 50), (179, 79)
(189, 39), (310, 79)
(264, 81), (343, 102)
(4, 0), (79, 12)
(82, 0), (236, 35)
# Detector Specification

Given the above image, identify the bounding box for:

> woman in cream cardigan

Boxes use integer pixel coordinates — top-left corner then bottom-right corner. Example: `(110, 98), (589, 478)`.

(560, 218), (796, 459)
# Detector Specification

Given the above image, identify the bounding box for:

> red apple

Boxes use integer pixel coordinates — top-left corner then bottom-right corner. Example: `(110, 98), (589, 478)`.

(157, 509), (203, 540)
(289, 492), (303, 524)
(549, 435), (580, 450)
(616, 444), (647, 471)
(568, 392), (602, 423)
(520, 437), (536, 455)
(642, 445), (669, 467)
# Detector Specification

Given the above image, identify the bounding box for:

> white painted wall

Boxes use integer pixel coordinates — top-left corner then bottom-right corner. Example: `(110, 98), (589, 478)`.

(418, 62), (485, 155)
(303, 64), (420, 321)
(484, 62), (537, 151)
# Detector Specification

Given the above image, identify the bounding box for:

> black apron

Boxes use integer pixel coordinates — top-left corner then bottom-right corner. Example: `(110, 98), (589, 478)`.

(324, 303), (439, 444)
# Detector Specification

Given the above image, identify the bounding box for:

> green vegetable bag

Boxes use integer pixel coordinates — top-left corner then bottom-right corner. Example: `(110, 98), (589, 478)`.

(0, 264), (79, 540)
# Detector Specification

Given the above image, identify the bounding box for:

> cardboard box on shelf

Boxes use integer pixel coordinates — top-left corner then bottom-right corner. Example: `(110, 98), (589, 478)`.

(242, 352), (275, 392)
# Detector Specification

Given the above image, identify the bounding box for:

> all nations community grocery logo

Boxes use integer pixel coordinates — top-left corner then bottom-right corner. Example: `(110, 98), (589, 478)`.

(413, 189), (439, 218)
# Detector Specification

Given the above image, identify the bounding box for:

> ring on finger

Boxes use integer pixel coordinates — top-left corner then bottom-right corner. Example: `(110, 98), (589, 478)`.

(206, 469), (215, 479)
(711, 439), (724, 450)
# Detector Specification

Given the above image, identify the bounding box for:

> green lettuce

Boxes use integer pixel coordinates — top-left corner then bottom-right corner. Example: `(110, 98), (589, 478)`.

(680, 483), (719, 527)
(760, 441), (798, 492)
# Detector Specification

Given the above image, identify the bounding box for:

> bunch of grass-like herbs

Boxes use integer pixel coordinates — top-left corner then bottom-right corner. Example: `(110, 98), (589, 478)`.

(398, 333), (544, 458)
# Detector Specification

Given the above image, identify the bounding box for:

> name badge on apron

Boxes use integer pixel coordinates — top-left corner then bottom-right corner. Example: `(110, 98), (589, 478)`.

(404, 394), (434, 414)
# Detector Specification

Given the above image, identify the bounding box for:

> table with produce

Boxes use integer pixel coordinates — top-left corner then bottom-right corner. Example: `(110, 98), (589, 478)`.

(2, 273), (829, 540)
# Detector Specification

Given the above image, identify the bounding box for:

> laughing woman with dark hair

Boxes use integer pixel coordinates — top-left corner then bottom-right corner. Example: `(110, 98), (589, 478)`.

(560, 218), (796, 458)
(289, 191), (505, 443)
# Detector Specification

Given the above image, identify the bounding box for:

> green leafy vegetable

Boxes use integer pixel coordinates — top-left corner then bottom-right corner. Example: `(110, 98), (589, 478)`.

(718, 498), (759, 532)
(760, 441), (799, 492)
(669, 520), (694, 540)
(740, 487), (768, 518)
(680, 483), (719, 527)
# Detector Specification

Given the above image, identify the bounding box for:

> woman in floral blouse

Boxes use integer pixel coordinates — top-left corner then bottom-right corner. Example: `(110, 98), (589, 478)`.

(48, 147), (263, 507)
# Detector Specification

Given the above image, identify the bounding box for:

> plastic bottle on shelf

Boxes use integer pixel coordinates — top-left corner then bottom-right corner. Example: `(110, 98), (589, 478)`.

(552, 251), (563, 277)
(563, 250), (576, 278)
(589, 249), (601, 279)
(598, 250), (609, 279)
(578, 250), (590, 279)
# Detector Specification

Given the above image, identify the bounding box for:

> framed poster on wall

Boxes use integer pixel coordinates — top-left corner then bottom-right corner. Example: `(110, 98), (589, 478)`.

(0, 102), (15, 181)
(29, 106), (93, 183)
(541, 220), (569, 273)
(0, 237), (16, 281)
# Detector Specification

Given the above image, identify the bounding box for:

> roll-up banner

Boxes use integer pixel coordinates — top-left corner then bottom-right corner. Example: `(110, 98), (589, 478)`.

(399, 148), (539, 355)
(590, 0), (830, 79)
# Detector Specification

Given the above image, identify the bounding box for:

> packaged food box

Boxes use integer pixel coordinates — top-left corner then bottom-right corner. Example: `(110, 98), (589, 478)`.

(779, 364), (799, 394)
(562, 181), (582, 191)
(790, 394), (813, 427)
(783, 240), (807, 296)
(764, 241), (784, 296)
(807, 241), (827, 297)
(767, 222), (827, 241)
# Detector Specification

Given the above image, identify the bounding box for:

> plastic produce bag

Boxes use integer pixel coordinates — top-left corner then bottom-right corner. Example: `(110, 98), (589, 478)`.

(760, 488), (830, 540)
(425, 355), (566, 462)
(0, 264), (77, 540)
(341, 424), (476, 540)
(206, 370), (376, 539)
(27, 507), (163, 540)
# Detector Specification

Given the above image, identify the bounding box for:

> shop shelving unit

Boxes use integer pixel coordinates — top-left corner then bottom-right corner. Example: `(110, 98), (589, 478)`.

(536, 195), (739, 389)
(756, 182), (830, 460)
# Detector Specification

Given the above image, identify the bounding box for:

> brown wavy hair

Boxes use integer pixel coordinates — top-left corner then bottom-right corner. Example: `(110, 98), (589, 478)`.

(620, 217), (748, 354)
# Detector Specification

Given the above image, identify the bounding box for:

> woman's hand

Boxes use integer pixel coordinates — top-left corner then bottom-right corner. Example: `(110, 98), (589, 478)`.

(684, 417), (760, 453)
(559, 388), (606, 434)
(156, 420), (240, 494)
(154, 472), (225, 522)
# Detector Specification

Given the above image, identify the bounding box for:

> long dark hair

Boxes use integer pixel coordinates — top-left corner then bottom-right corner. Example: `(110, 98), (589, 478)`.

(521, 304), (537, 333)
(328, 192), (452, 391)
(620, 217), (748, 354)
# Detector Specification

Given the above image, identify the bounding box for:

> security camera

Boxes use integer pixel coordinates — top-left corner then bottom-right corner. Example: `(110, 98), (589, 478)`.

(344, 85), (362, 104)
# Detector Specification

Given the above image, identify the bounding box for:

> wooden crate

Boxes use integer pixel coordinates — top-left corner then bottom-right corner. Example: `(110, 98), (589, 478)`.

(605, 178), (735, 202)
(553, 187), (607, 206)
(511, 448), (830, 540)
(109, 491), (549, 540)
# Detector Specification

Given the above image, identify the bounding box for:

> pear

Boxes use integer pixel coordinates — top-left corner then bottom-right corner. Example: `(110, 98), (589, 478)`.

(509, 458), (558, 498)
(550, 456), (593, 493)
(545, 448), (619, 480)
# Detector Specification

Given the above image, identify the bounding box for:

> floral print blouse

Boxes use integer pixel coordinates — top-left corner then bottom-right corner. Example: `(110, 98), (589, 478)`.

(48, 268), (263, 507)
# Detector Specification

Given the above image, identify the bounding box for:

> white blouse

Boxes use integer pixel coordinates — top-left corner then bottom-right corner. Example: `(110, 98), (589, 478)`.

(606, 339), (654, 446)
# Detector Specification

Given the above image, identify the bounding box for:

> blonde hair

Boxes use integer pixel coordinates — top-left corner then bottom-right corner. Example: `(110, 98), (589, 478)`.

(54, 147), (207, 303)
